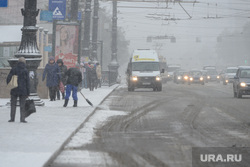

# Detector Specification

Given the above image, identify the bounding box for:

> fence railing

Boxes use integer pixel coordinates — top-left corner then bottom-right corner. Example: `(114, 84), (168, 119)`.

(101, 71), (117, 87)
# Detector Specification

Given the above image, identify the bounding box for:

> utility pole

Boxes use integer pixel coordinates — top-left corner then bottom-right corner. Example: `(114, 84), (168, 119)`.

(91, 0), (99, 61)
(70, 0), (82, 64)
(108, 0), (119, 75)
(71, 0), (79, 21)
(82, 0), (92, 61)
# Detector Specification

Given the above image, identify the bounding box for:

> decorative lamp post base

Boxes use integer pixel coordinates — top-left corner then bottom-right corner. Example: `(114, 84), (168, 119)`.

(8, 58), (44, 106)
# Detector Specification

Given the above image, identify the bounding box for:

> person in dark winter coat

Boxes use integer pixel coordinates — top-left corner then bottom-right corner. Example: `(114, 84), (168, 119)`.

(86, 63), (97, 91)
(63, 64), (82, 107)
(42, 57), (60, 101)
(56, 59), (67, 100)
(6, 57), (30, 123)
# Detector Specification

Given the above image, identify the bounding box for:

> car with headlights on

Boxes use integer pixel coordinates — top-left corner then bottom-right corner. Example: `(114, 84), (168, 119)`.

(206, 69), (220, 83)
(201, 70), (208, 83)
(188, 70), (205, 85)
(233, 66), (250, 98)
(174, 71), (189, 84)
(167, 64), (181, 81)
(223, 67), (238, 85)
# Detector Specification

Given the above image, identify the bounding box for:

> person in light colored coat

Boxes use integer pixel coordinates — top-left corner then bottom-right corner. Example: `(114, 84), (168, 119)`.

(95, 62), (102, 88)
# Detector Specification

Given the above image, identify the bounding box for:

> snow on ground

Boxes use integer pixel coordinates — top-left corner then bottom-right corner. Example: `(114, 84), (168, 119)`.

(0, 85), (118, 167)
(53, 95), (127, 165)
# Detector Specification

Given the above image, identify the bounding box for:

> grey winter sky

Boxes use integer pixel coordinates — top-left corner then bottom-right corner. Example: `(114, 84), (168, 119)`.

(100, 0), (250, 69)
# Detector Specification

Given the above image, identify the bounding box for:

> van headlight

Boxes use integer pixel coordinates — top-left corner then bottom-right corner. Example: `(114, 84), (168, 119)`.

(184, 76), (188, 80)
(217, 76), (220, 79)
(177, 76), (181, 80)
(200, 77), (204, 81)
(132, 76), (138, 81)
(240, 82), (246, 87)
(207, 76), (210, 79)
(156, 76), (161, 81)
(190, 77), (193, 81)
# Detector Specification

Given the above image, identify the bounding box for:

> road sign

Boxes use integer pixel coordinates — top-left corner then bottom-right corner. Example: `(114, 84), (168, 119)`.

(0, 0), (8, 7)
(40, 10), (53, 21)
(49, 0), (66, 20)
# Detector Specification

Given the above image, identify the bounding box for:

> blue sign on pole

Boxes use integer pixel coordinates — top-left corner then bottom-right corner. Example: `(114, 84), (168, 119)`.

(49, 0), (66, 20)
(40, 10), (53, 21)
(0, 0), (8, 7)
(44, 46), (52, 52)
(68, 11), (82, 21)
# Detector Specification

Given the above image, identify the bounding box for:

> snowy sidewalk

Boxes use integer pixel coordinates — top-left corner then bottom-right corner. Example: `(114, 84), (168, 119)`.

(0, 85), (118, 167)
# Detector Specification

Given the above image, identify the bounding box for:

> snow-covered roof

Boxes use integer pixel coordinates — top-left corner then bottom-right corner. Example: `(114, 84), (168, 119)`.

(0, 25), (22, 43)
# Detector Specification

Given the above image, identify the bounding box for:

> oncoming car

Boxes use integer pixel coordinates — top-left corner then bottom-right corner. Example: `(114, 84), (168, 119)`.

(188, 70), (205, 85)
(201, 70), (208, 83)
(175, 71), (189, 84)
(206, 69), (220, 83)
(233, 66), (250, 98)
(223, 67), (238, 85)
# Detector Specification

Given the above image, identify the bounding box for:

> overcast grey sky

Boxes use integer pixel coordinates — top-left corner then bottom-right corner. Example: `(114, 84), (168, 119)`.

(100, 0), (250, 69)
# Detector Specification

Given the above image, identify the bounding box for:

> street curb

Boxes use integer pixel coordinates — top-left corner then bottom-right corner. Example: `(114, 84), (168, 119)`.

(43, 84), (120, 167)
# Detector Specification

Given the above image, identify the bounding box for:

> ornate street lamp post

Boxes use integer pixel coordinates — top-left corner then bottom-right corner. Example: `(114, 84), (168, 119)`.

(91, 0), (99, 61)
(8, 0), (44, 106)
(108, 0), (119, 80)
(82, 0), (92, 61)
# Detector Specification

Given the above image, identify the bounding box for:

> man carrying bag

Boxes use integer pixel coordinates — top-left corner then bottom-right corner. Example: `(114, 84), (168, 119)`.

(6, 57), (30, 123)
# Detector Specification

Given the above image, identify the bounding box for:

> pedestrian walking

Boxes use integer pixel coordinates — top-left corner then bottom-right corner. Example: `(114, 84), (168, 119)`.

(56, 59), (67, 100)
(83, 62), (89, 89)
(87, 62), (97, 91)
(42, 57), (60, 101)
(80, 63), (85, 89)
(6, 57), (30, 123)
(63, 64), (82, 107)
(95, 62), (102, 88)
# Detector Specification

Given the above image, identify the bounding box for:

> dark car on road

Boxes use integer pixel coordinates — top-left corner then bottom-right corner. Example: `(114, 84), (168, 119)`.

(233, 66), (250, 98)
(188, 70), (205, 85)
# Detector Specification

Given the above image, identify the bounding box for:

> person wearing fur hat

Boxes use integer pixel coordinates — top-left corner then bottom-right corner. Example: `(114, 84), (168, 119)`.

(6, 57), (30, 123)
(42, 56), (61, 101)
(63, 63), (82, 107)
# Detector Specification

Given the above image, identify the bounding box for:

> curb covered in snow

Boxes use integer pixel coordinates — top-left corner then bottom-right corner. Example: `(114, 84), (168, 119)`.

(42, 84), (119, 167)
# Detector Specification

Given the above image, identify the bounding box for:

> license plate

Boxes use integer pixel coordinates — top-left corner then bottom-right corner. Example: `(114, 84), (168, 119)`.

(142, 83), (150, 85)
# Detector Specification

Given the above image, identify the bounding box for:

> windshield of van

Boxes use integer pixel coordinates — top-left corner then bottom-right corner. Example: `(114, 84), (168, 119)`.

(132, 62), (160, 71)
